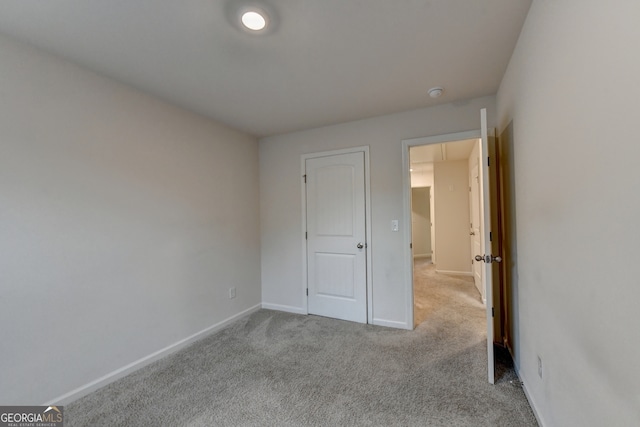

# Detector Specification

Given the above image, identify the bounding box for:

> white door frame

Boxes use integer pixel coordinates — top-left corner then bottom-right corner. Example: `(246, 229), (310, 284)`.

(401, 130), (481, 329)
(301, 146), (373, 324)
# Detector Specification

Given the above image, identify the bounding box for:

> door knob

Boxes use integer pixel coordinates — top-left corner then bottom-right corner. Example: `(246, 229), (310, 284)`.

(470, 231), (475, 236)
(475, 254), (502, 263)
(357, 243), (364, 249)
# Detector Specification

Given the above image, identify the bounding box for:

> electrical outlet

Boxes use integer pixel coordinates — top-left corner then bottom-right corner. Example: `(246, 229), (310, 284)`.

(537, 355), (543, 378)
(228, 287), (236, 299)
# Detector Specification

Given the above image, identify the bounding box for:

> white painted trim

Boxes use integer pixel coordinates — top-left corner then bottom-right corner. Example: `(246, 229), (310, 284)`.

(262, 302), (307, 315)
(300, 154), (311, 315)
(363, 149), (373, 324)
(522, 384), (546, 427)
(372, 318), (409, 329)
(403, 130), (482, 147)
(413, 253), (432, 259)
(402, 130), (481, 331)
(515, 367), (547, 427)
(401, 141), (414, 330)
(301, 146), (373, 324)
(42, 304), (262, 405)
(434, 269), (473, 277)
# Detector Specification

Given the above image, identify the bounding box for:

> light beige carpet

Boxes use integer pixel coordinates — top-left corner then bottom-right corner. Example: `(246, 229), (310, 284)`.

(413, 258), (481, 328)
(66, 265), (536, 426)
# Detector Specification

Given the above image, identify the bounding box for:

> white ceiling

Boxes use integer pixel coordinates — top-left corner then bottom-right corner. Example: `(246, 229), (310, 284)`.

(410, 138), (477, 172)
(0, 0), (531, 137)
(411, 138), (477, 163)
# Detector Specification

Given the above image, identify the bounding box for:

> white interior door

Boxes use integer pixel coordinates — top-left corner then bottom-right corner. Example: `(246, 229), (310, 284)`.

(306, 151), (367, 323)
(479, 108), (497, 384)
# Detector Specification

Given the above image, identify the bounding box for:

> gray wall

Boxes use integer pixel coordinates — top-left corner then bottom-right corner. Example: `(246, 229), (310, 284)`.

(411, 187), (431, 257)
(433, 160), (471, 274)
(260, 96), (496, 328)
(497, 0), (640, 424)
(0, 35), (261, 404)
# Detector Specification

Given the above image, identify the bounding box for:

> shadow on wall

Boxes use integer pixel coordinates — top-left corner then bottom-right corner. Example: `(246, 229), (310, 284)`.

(499, 121), (520, 366)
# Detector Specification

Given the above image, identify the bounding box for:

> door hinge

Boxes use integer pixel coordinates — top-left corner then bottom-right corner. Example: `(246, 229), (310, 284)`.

(492, 307), (495, 317)
(305, 232), (308, 240)
(303, 174), (307, 183)
(306, 288), (309, 296)
(487, 156), (491, 167)
(410, 243), (413, 249)
(489, 231), (492, 242)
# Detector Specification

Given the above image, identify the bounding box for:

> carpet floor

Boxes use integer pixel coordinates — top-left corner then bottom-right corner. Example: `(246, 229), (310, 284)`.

(413, 258), (480, 327)
(67, 262), (536, 426)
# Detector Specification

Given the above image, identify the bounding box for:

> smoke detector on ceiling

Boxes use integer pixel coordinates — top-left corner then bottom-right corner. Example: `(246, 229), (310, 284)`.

(428, 87), (444, 98)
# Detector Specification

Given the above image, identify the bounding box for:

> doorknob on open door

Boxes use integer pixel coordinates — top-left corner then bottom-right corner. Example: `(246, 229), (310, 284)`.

(475, 254), (503, 263)
(357, 243), (364, 249)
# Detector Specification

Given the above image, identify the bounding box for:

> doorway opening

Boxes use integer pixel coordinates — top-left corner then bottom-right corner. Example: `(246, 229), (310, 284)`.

(409, 138), (483, 327)
(402, 116), (507, 384)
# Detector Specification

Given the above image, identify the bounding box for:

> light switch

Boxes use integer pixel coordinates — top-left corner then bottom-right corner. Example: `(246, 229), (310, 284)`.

(391, 220), (399, 232)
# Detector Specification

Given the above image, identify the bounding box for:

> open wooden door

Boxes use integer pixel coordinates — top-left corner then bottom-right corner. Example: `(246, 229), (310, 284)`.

(478, 108), (502, 384)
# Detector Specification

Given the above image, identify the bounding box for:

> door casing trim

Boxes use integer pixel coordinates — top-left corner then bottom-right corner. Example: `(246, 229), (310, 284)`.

(401, 130), (481, 330)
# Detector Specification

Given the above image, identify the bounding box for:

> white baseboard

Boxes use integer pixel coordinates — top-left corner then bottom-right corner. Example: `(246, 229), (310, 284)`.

(435, 269), (473, 276)
(263, 304), (409, 331)
(515, 367), (546, 427)
(372, 318), (410, 330)
(262, 302), (307, 315)
(413, 253), (432, 259)
(43, 303), (262, 406)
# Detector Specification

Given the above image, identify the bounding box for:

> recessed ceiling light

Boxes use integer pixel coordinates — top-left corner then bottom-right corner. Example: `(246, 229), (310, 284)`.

(241, 10), (267, 31)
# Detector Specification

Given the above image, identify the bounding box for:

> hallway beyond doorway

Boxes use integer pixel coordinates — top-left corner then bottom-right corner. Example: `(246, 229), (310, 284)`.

(413, 258), (482, 328)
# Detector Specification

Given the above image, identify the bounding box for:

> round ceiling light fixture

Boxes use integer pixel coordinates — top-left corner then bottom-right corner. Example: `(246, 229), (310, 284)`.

(428, 87), (444, 98)
(229, 2), (276, 35)
(241, 9), (267, 31)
